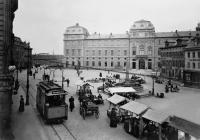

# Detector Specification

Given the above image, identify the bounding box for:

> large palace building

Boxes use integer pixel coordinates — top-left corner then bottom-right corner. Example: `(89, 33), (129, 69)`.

(63, 20), (197, 71)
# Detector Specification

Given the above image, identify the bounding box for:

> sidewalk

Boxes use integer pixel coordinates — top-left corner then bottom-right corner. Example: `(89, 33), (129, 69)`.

(11, 86), (51, 140)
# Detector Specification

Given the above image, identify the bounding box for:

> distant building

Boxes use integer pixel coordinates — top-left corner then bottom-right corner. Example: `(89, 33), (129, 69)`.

(159, 39), (187, 80)
(32, 54), (64, 66)
(63, 21), (199, 71)
(183, 32), (200, 88)
(13, 36), (32, 69)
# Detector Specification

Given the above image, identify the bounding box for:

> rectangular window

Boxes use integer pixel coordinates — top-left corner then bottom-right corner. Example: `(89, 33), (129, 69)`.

(78, 49), (81, 56)
(98, 50), (101, 56)
(92, 61), (95, 66)
(117, 62), (120, 67)
(198, 62), (200, 69)
(139, 50), (145, 55)
(86, 61), (89, 66)
(118, 50), (120, 56)
(66, 49), (69, 55)
(72, 49), (75, 56)
(124, 50), (127, 56)
(187, 62), (190, 68)
(188, 52), (190, 58)
(111, 50), (114, 56)
(98, 61), (101, 67)
(111, 61), (113, 67)
(92, 50), (95, 56)
(193, 63), (196, 69)
(105, 50), (108, 56)
(105, 62), (107, 67)
(193, 52), (195, 58)
(124, 62), (126, 67)
(198, 52), (200, 58)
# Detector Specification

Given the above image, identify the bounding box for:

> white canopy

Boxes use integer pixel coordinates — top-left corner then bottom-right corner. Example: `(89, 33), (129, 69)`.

(106, 94), (126, 105)
(120, 101), (149, 115)
(142, 109), (170, 124)
(108, 87), (136, 95)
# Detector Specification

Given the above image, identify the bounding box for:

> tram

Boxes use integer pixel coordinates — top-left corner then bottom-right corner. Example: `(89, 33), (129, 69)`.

(36, 81), (68, 123)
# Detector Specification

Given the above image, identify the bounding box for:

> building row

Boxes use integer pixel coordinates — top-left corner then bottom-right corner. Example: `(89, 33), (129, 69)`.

(63, 20), (198, 71)
(64, 20), (200, 88)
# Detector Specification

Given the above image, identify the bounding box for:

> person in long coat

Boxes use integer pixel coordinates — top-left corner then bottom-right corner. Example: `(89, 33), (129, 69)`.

(69, 96), (75, 112)
(19, 95), (25, 112)
(110, 108), (117, 128)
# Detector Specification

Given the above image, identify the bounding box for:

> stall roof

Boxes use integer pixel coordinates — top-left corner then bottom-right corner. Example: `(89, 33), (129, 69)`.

(108, 87), (136, 95)
(142, 109), (170, 124)
(120, 101), (149, 115)
(169, 116), (200, 138)
(106, 94), (126, 105)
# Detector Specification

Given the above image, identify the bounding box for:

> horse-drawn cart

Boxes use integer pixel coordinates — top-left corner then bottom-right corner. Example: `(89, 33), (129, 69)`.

(80, 99), (99, 120)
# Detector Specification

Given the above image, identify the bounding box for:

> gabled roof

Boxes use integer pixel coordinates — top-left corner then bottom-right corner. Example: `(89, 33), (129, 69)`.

(120, 101), (149, 115)
(106, 94), (126, 105)
(142, 109), (170, 124)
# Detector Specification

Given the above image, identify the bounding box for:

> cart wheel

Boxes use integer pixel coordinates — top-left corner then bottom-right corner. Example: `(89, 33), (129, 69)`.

(82, 109), (86, 120)
(95, 111), (99, 119)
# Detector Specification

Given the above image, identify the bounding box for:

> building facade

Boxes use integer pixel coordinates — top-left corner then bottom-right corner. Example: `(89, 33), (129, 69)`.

(63, 20), (198, 72)
(183, 33), (200, 88)
(0, 0), (18, 139)
(159, 39), (187, 80)
(13, 36), (32, 70)
(32, 54), (64, 66)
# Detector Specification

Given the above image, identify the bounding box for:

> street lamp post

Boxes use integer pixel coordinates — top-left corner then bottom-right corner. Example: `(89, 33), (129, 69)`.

(61, 69), (64, 89)
(26, 45), (30, 105)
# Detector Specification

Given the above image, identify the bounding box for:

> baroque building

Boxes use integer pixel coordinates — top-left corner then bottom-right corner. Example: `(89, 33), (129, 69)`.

(63, 20), (198, 72)
(0, 0), (18, 139)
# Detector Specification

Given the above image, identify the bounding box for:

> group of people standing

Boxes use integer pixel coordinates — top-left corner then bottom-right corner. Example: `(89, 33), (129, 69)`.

(165, 80), (179, 93)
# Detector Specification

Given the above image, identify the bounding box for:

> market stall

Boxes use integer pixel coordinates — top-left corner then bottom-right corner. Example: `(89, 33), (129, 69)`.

(107, 87), (137, 99)
(120, 101), (149, 138)
(142, 109), (170, 140)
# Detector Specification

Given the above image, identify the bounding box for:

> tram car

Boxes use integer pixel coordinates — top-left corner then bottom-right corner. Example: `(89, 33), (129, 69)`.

(36, 81), (68, 123)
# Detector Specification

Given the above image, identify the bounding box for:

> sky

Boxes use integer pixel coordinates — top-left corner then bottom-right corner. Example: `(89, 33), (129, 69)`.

(13, 0), (200, 55)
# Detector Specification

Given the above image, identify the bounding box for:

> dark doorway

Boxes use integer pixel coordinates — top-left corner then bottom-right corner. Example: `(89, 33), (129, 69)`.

(139, 59), (145, 69)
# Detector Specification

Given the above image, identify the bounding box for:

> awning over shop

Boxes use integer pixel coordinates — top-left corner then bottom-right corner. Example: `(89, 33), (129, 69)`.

(142, 109), (170, 124)
(120, 101), (149, 115)
(108, 87), (136, 95)
(106, 94), (126, 105)
(168, 116), (200, 138)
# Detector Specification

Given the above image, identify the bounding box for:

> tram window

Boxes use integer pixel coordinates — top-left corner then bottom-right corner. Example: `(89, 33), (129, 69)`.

(46, 95), (65, 106)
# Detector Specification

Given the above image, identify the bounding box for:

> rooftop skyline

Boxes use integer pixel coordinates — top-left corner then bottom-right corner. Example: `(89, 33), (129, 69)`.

(13, 0), (200, 54)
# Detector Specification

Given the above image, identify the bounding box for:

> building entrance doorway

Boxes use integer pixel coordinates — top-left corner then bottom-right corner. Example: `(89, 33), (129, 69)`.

(139, 59), (145, 69)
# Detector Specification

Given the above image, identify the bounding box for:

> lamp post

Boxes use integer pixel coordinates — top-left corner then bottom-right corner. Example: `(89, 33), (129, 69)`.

(151, 71), (157, 95)
(26, 44), (30, 105)
(61, 69), (64, 89)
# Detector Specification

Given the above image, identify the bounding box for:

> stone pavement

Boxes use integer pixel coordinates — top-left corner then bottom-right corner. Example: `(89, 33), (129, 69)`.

(11, 85), (53, 140)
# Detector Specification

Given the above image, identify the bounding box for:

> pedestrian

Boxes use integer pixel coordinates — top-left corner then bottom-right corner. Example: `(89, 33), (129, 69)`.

(165, 85), (169, 93)
(19, 95), (24, 112)
(170, 84), (173, 92)
(66, 78), (70, 87)
(69, 96), (75, 112)
(33, 72), (35, 79)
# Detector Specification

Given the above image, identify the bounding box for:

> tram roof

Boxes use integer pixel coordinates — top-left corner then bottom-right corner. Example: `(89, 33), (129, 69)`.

(38, 81), (65, 92)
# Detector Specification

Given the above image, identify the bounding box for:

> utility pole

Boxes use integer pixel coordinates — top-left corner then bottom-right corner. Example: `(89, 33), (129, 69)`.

(26, 44), (30, 105)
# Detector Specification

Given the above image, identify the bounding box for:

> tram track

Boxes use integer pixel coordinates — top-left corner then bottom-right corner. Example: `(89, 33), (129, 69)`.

(19, 76), (77, 140)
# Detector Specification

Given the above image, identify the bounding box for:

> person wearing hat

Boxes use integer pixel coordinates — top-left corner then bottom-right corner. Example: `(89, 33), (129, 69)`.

(19, 95), (25, 112)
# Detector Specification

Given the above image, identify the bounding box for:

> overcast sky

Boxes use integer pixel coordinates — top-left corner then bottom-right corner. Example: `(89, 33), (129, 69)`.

(13, 0), (200, 55)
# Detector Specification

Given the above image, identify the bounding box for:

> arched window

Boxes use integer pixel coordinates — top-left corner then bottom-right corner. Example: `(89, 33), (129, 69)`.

(139, 45), (145, 55)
